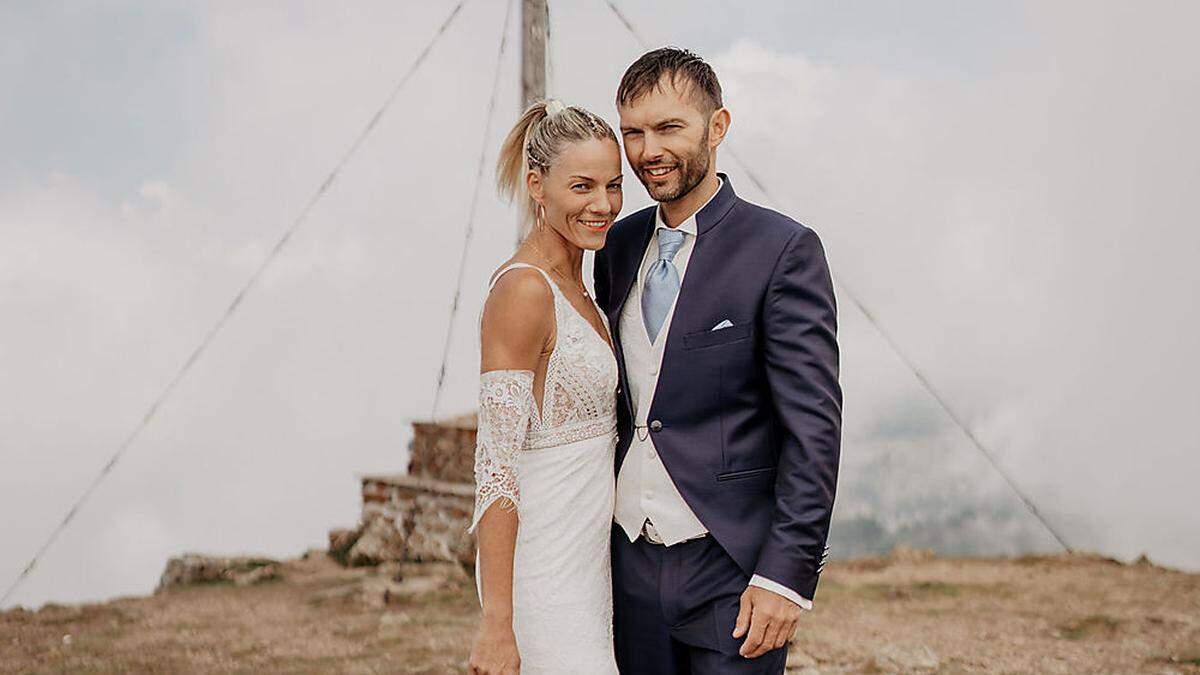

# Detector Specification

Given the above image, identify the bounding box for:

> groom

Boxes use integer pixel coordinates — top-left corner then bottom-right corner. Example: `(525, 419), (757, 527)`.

(594, 48), (842, 673)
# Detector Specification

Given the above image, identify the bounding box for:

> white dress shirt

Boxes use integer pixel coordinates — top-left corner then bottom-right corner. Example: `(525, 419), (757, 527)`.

(613, 178), (813, 610)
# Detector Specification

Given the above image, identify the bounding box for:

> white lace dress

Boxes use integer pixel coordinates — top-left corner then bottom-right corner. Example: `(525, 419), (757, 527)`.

(468, 262), (620, 674)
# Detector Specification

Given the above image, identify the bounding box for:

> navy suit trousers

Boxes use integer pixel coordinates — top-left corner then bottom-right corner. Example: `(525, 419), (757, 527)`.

(611, 524), (788, 674)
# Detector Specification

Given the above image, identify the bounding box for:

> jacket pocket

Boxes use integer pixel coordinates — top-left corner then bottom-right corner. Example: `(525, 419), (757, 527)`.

(715, 466), (776, 482)
(682, 323), (752, 350)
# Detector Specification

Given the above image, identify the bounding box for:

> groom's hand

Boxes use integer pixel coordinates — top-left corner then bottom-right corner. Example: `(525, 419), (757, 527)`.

(733, 585), (801, 658)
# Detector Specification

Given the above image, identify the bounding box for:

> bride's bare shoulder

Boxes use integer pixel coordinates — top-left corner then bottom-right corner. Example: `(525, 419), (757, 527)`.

(486, 261), (552, 306)
(481, 262), (554, 366)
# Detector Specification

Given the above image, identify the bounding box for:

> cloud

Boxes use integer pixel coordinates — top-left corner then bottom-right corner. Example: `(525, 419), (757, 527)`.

(706, 12), (1200, 566)
(0, 0), (523, 609)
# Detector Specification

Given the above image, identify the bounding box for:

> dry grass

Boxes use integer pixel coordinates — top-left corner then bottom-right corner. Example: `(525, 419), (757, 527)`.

(1, 553), (478, 674)
(2, 550), (1198, 673)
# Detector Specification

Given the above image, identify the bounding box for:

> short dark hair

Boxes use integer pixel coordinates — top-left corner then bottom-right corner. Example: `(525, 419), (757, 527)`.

(616, 47), (723, 116)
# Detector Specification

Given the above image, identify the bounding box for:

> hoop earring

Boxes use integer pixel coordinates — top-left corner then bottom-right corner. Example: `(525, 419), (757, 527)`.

(535, 203), (546, 233)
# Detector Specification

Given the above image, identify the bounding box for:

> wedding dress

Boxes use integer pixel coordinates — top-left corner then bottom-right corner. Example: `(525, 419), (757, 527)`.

(468, 262), (620, 674)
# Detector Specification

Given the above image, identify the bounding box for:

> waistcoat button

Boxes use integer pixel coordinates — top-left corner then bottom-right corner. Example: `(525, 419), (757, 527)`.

(650, 420), (663, 432)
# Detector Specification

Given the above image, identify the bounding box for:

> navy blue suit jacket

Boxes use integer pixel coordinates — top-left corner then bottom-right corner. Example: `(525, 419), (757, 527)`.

(594, 174), (842, 600)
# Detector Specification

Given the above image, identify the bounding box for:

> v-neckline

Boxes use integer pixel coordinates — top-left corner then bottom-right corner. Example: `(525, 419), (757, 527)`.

(554, 281), (616, 358)
(528, 265), (616, 426)
(524, 264), (616, 359)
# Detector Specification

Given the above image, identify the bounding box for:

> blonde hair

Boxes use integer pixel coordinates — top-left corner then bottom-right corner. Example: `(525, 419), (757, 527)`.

(496, 99), (618, 230)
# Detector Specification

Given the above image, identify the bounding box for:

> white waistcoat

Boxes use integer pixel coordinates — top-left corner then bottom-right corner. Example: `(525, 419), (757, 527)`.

(612, 193), (711, 546)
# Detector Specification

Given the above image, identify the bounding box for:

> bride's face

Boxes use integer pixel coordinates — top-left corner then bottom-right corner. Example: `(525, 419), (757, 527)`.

(529, 138), (623, 251)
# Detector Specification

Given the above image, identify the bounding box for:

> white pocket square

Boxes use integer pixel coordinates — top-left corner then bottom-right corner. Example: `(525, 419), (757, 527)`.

(711, 319), (734, 331)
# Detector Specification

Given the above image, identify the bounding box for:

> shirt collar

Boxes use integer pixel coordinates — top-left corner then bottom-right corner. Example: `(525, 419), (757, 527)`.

(654, 176), (724, 237)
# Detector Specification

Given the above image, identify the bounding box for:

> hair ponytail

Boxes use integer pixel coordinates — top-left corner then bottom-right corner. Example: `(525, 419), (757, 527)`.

(496, 101), (551, 231)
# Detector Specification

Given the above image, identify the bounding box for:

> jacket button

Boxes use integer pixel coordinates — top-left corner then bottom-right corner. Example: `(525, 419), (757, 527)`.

(650, 420), (663, 432)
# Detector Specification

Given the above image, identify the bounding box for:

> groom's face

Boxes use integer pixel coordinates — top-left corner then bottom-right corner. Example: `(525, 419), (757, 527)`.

(618, 77), (714, 204)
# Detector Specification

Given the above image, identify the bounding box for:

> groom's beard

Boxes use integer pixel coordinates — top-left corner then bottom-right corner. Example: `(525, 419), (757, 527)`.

(641, 128), (710, 204)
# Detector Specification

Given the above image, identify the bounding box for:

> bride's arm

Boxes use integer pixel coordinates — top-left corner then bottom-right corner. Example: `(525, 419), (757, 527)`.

(468, 269), (552, 674)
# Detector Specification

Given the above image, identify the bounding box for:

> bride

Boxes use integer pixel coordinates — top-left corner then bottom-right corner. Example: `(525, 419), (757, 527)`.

(466, 99), (624, 674)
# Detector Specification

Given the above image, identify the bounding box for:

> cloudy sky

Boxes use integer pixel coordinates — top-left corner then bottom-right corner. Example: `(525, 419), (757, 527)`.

(2, 0), (1198, 610)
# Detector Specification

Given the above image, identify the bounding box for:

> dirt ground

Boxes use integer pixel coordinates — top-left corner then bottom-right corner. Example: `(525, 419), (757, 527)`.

(2, 549), (1198, 674)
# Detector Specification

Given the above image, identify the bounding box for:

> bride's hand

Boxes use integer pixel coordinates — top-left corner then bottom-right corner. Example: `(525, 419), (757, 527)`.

(468, 616), (521, 675)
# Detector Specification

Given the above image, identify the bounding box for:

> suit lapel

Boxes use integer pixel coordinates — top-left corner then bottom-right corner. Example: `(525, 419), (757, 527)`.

(610, 210), (655, 428)
(649, 174), (739, 361)
(611, 211), (656, 327)
(609, 176), (739, 431)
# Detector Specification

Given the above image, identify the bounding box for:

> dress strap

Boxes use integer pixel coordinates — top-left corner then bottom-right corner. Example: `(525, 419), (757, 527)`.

(488, 262), (561, 299)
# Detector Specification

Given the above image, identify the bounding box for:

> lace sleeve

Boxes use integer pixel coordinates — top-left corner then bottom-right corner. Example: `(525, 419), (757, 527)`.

(467, 369), (536, 535)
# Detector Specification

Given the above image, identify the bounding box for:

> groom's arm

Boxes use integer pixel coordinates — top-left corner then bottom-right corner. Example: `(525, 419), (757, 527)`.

(755, 225), (842, 601)
(734, 225), (841, 659)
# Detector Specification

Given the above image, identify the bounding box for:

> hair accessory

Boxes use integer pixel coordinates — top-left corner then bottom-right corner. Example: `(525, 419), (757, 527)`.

(545, 99), (567, 116)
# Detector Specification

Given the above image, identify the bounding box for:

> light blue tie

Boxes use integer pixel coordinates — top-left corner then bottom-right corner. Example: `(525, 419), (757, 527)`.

(642, 228), (686, 343)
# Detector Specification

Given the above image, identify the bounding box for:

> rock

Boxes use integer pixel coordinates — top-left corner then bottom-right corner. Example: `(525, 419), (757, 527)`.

(354, 475), (477, 567)
(408, 417), (478, 483)
(156, 554), (280, 592)
(231, 564), (279, 587)
(402, 491), (476, 566)
(327, 528), (360, 565)
(388, 575), (444, 599)
(347, 518), (407, 567)
(871, 644), (939, 672)
(888, 545), (935, 563)
(360, 575), (442, 608)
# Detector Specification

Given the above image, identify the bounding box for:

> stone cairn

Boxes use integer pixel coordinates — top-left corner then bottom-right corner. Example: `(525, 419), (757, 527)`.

(327, 414), (478, 569)
(156, 554), (281, 592)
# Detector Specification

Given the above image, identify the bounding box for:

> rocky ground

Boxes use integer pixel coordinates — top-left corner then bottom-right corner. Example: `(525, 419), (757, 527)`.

(2, 548), (1198, 674)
